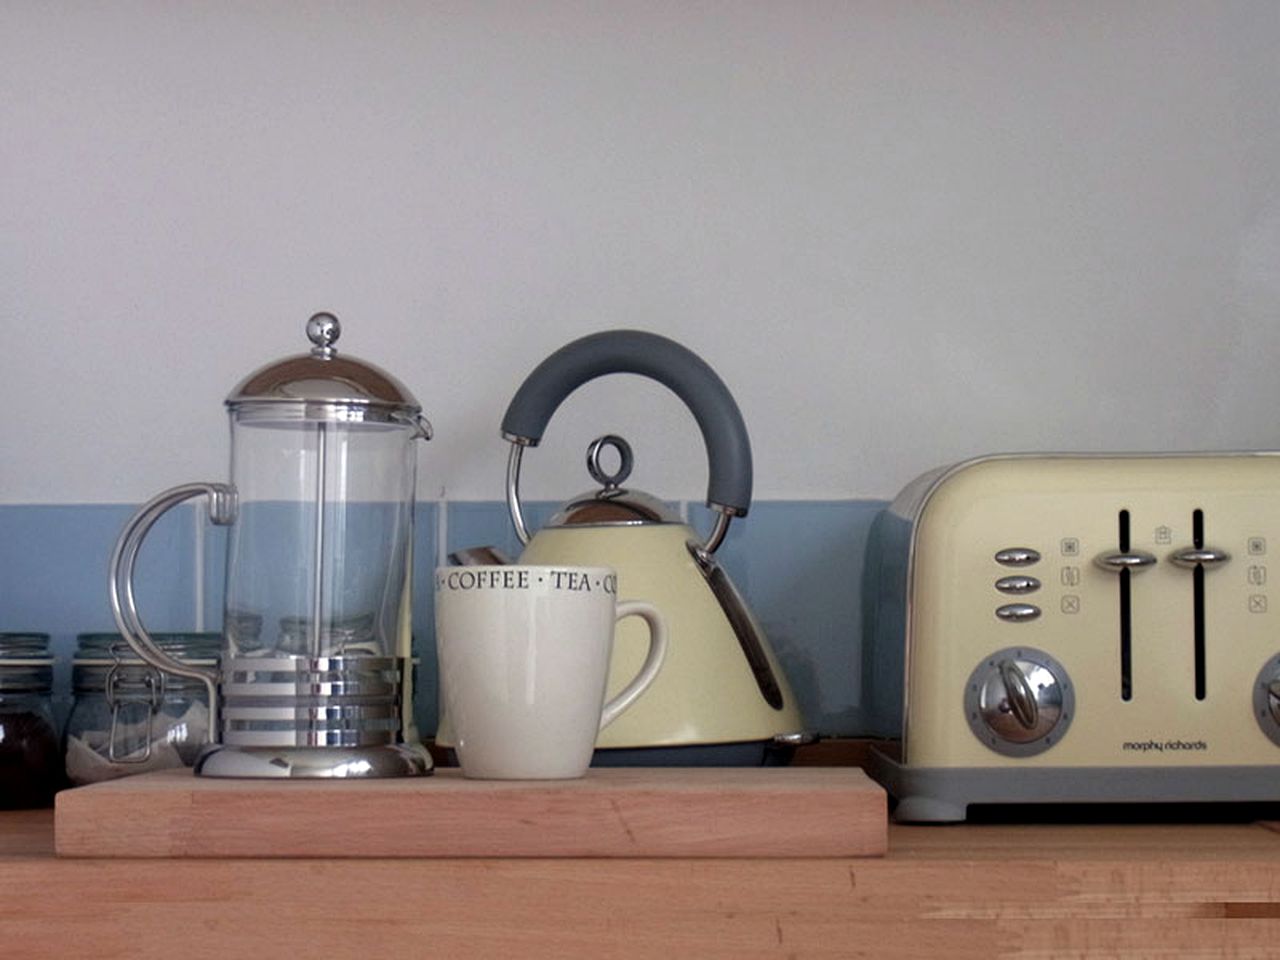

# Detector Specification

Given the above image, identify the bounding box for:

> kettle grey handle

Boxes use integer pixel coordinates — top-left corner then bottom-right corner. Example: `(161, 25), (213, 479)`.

(501, 330), (754, 516)
(108, 482), (236, 743)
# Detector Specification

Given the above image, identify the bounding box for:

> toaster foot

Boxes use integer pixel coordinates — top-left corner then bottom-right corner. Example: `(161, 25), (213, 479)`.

(867, 747), (1280, 823)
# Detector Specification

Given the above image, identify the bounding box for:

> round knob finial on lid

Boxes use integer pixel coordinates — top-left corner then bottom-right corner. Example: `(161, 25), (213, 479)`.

(306, 312), (341, 358)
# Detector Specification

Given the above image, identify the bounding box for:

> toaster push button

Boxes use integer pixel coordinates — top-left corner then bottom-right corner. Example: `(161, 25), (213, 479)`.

(995, 575), (1041, 595)
(995, 547), (1040, 567)
(995, 603), (1042, 622)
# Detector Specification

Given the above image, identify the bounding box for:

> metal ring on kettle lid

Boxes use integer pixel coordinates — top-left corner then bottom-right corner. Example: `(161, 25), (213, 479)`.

(586, 435), (633, 490)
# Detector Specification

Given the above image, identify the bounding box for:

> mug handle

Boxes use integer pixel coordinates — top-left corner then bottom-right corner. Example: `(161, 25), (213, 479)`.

(599, 601), (668, 731)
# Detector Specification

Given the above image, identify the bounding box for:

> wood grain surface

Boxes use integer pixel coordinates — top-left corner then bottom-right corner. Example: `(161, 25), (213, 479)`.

(54, 766), (887, 858)
(8, 809), (1280, 959)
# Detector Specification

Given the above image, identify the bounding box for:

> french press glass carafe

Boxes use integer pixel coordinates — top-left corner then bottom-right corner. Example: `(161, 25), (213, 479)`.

(109, 313), (433, 777)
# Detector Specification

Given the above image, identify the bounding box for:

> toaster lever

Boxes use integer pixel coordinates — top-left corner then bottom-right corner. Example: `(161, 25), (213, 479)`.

(1093, 550), (1158, 573)
(1168, 547), (1231, 569)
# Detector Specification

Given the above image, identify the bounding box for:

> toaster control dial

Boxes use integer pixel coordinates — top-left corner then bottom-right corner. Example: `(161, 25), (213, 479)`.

(1252, 656), (1280, 747)
(965, 647), (1074, 757)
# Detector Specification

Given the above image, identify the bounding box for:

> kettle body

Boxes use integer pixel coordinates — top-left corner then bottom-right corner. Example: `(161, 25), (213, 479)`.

(520, 522), (802, 747)
(439, 329), (807, 754)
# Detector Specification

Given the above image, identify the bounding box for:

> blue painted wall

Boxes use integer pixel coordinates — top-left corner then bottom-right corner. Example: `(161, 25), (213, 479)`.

(1, 499), (892, 738)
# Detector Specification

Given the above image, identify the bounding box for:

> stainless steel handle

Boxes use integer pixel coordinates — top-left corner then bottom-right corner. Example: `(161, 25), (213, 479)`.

(501, 330), (750, 554)
(392, 410), (433, 441)
(506, 441), (533, 546)
(108, 482), (236, 742)
(500, 330), (754, 515)
(1092, 550), (1158, 573)
(1168, 547), (1231, 569)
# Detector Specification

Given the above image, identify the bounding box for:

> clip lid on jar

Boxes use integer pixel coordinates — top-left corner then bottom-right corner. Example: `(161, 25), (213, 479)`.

(65, 633), (220, 785)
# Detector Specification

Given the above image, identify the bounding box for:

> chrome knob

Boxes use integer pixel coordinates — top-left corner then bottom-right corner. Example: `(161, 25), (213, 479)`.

(995, 548), (1040, 567)
(1255, 658), (1280, 747)
(995, 575), (1041, 595)
(998, 659), (1039, 730)
(995, 602), (1042, 623)
(1093, 550), (1158, 573)
(965, 647), (1074, 757)
(306, 312), (341, 358)
(1168, 547), (1231, 569)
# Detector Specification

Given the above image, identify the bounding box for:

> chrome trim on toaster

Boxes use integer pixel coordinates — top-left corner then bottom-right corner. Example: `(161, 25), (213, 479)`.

(994, 548), (1040, 567)
(994, 575), (1041, 595)
(1168, 547), (1231, 569)
(995, 603), (1042, 622)
(1092, 550), (1158, 572)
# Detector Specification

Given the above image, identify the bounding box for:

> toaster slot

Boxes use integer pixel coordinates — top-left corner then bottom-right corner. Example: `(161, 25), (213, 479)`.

(1167, 508), (1232, 701)
(1095, 510), (1158, 699)
(1193, 509), (1206, 701)
(1119, 510), (1133, 702)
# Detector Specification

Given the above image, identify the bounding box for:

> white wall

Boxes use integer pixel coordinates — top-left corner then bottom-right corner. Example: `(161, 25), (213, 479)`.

(3, 1), (1278, 506)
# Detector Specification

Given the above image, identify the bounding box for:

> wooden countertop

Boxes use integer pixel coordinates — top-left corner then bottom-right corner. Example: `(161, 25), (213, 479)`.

(5, 803), (1280, 958)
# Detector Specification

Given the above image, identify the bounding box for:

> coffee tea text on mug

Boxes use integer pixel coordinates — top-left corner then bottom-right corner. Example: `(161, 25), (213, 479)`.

(439, 568), (617, 593)
(440, 569), (531, 590)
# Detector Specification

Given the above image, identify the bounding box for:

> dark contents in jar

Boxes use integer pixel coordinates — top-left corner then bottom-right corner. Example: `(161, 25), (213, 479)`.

(0, 708), (65, 809)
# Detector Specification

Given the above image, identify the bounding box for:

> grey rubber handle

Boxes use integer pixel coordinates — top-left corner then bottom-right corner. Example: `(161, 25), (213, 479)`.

(500, 330), (753, 515)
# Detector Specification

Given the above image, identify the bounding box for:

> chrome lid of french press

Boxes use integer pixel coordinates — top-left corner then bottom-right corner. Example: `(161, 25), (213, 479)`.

(225, 312), (432, 436)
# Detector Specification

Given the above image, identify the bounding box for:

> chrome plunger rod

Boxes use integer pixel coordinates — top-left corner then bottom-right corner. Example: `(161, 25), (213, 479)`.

(311, 421), (327, 657)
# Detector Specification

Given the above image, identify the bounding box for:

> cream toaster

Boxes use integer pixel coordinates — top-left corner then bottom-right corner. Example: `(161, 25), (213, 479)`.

(865, 453), (1280, 821)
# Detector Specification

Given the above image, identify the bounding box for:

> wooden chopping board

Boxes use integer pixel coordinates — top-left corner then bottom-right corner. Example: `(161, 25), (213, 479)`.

(55, 766), (885, 859)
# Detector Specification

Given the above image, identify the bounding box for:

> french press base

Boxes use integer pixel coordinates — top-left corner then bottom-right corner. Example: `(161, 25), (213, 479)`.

(196, 743), (432, 778)
(194, 652), (432, 779)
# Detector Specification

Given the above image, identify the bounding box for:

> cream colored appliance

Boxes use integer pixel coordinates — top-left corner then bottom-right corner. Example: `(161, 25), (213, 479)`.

(438, 330), (807, 758)
(866, 453), (1280, 821)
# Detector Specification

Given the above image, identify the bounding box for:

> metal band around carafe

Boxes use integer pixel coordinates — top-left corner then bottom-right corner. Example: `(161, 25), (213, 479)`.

(108, 482), (236, 742)
(219, 655), (406, 747)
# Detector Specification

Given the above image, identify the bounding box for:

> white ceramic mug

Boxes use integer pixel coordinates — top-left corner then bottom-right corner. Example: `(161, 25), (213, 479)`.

(435, 564), (668, 779)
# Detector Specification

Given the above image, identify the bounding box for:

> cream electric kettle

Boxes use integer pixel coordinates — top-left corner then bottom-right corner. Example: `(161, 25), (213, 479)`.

(440, 330), (807, 756)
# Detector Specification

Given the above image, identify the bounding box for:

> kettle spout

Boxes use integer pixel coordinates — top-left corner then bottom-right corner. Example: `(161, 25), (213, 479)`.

(448, 546), (513, 566)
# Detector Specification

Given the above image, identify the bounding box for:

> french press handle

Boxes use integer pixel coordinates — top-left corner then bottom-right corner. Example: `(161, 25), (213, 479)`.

(108, 482), (236, 742)
(501, 330), (753, 552)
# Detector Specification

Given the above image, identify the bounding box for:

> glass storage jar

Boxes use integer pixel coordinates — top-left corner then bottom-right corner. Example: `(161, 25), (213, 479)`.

(0, 633), (64, 809)
(65, 633), (220, 785)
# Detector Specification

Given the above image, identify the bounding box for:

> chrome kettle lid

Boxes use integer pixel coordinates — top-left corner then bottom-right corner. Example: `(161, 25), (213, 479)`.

(226, 313), (426, 419)
(545, 435), (682, 528)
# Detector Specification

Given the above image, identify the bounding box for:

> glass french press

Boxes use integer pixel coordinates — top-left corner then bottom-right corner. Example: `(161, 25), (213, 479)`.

(109, 313), (433, 777)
